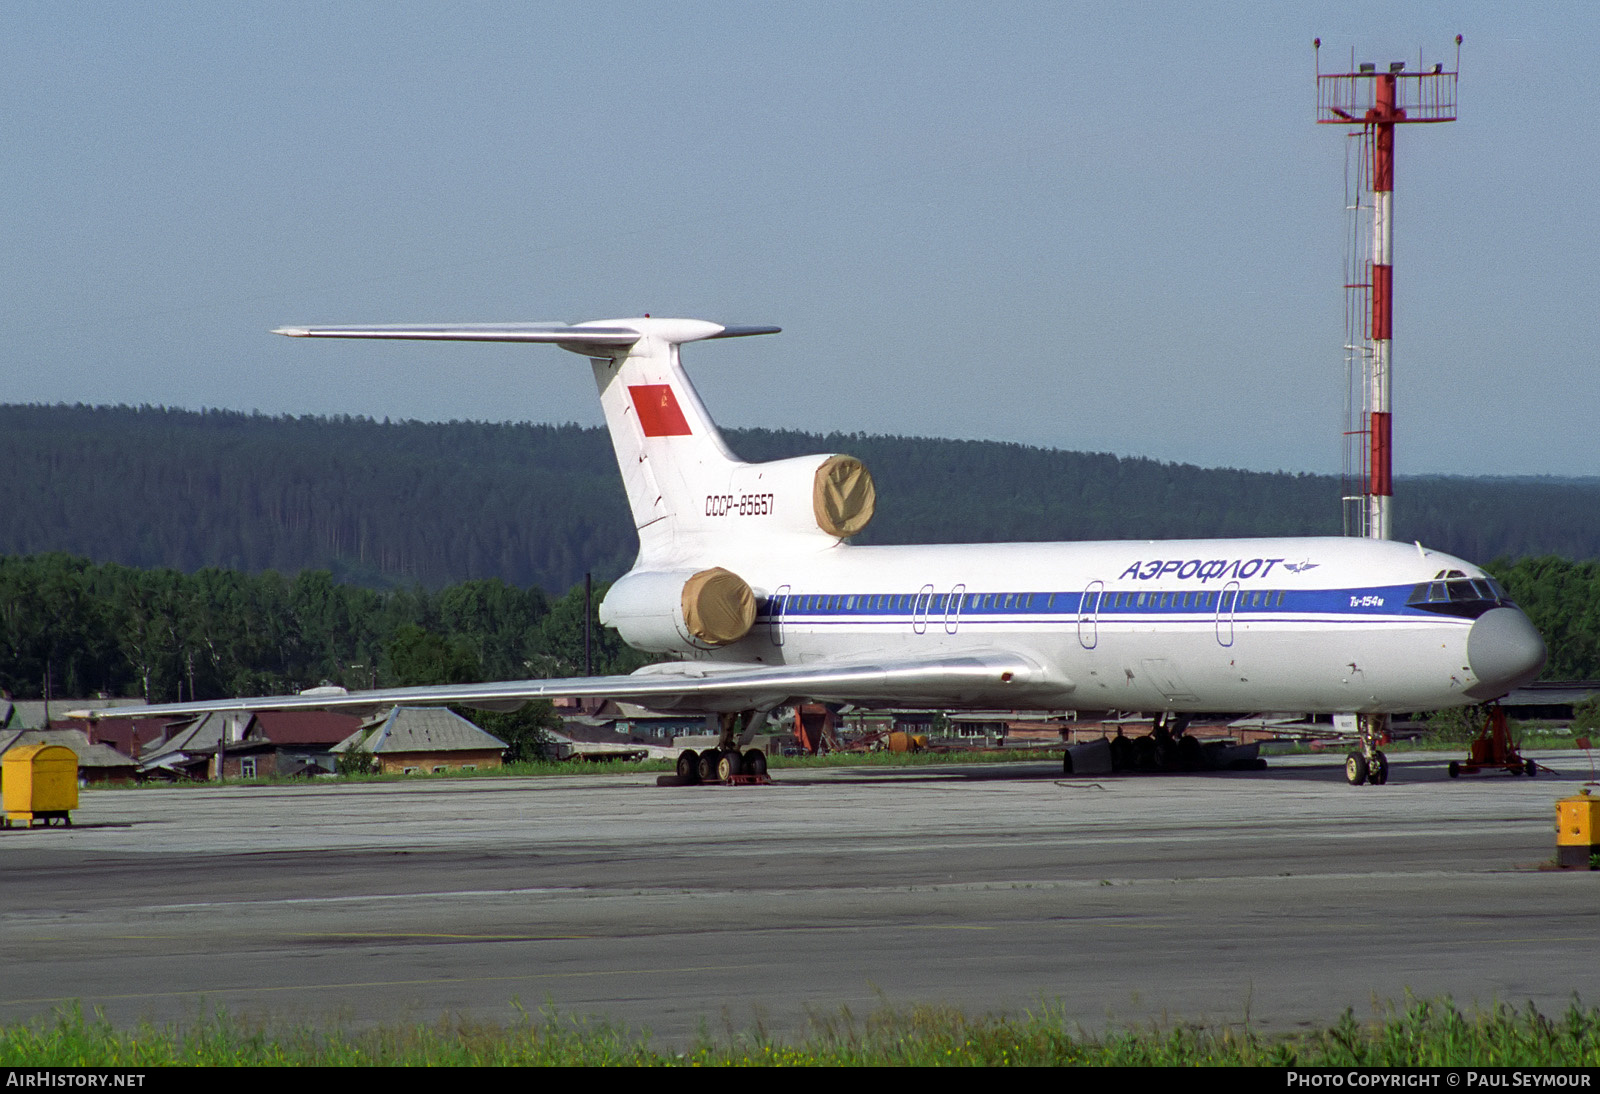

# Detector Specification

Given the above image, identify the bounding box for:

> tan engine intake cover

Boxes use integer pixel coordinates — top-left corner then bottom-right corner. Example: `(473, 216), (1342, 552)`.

(812, 454), (876, 538)
(681, 567), (757, 646)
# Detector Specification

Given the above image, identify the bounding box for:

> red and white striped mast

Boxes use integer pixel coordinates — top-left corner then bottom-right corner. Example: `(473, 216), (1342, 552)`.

(1316, 37), (1460, 540)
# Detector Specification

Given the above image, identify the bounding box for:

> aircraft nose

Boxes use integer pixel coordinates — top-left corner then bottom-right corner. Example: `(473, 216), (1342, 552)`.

(1464, 607), (1547, 700)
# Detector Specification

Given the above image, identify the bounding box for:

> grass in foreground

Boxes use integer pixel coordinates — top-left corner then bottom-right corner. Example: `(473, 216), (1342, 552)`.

(6, 998), (1600, 1066)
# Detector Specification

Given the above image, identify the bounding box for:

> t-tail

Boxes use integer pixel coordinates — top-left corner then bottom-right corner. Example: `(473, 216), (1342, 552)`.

(273, 317), (877, 571)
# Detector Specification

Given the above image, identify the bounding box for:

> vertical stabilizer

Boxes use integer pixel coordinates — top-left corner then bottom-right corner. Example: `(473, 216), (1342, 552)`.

(571, 319), (744, 561)
(564, 319), (874, 565)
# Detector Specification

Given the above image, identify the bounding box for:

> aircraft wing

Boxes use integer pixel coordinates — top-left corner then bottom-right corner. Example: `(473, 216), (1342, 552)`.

(67, 652), (1072, 722)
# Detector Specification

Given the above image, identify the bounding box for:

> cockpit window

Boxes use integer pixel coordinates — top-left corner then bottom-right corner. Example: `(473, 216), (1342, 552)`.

(1407, 577), (1515, 619)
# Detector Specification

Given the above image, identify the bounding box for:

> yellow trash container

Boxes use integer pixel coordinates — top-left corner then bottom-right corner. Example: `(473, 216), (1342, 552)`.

(2, 744), (79, 828)
(1555, 788), (1600, 869)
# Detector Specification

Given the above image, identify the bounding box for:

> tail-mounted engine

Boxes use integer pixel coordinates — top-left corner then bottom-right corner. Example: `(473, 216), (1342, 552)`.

(599, 566), (759, 653)
(686, 452), (876, 546)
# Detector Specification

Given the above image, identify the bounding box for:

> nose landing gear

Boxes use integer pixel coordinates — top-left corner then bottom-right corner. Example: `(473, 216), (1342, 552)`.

(1346, 713), (1390, 786)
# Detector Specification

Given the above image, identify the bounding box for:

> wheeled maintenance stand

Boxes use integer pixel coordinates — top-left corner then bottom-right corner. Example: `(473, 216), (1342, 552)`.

(2, 743), (79, 828)
(1447, 705), (1536, 779)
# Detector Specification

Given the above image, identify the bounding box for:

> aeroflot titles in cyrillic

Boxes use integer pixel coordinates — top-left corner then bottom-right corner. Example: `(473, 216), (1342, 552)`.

(1118, 558), (1287, 583)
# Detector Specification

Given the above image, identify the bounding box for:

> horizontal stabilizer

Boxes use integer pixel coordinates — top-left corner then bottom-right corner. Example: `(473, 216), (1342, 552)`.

(272, 320), (780, 346)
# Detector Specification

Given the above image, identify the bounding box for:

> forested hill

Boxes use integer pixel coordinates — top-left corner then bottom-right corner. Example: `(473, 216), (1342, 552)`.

(5, 403), (1598, 593)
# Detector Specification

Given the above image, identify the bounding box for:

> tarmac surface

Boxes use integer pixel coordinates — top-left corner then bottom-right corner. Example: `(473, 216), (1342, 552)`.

(1, 751), (1597, 1045)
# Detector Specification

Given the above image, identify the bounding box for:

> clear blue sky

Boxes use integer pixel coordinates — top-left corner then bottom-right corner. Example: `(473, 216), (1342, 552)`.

(4, 1), (1595, 477)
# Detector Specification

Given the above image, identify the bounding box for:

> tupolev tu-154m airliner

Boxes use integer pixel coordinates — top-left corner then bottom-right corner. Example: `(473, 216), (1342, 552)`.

(73, 317), (1547, 786)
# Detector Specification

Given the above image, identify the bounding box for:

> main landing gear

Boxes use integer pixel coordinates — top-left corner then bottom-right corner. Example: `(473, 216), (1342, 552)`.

(1105, 715), (1189, 772)
(671, 709), (773, 786)
(1345, 713), (1390, 786)
(675, 746), (769, 785)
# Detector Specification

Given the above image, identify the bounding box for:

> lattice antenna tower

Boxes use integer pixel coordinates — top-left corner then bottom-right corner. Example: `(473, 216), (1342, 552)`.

(1316, 36), (1460, 539)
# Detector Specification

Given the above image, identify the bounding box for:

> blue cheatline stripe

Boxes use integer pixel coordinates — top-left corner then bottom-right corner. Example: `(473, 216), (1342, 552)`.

(755, 585), (1477, 623)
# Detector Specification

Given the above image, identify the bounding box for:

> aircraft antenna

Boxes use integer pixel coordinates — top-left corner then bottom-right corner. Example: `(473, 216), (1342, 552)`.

(1315, 36), (1460, 539)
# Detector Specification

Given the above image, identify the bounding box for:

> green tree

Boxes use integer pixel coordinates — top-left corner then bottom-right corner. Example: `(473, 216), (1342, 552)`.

(1487, 556), (1600, 680)
(336, 744), (378, 776)
(436, 579), (548, 680)
(531, 580), (649, 677)
(1573, 696), (1600, 738)
(382, 624), (481, 687)
(1421, 706), (1483, 743)
(475, 702), (561, 762)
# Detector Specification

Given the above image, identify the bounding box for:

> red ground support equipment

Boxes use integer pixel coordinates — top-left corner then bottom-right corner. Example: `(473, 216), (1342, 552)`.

(1447, 705), (1536, 779)
(719, 774), (774, 787)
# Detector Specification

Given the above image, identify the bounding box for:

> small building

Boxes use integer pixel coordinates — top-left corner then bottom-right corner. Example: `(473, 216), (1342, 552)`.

(332, 707), (507, 775)
(87, 716), (183, 761)
(558, 699), (713, 742)
(135, 711), (232, 779)
(242, 711), (365, 777)
(137, 710), (362, 780)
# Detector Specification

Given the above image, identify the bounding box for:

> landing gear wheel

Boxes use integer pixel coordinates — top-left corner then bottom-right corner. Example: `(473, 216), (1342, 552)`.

(1525, 759), (1538, 778)
(1368, 750), (1389, 786)
(1132, 735), (1158, 771)
(1178, 735), (1203, 771)
(1109, 736), (1133, 772)
(1345, 751), (1369, 786)
(716, 750), (743, 782)
(743, 749), (768, 777)
(676, 749), (701, 784)
(697, 750), (719, 782)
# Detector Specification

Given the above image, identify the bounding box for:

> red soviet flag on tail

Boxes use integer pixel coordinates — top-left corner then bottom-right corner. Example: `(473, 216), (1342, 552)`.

(629, 384), (693, 437)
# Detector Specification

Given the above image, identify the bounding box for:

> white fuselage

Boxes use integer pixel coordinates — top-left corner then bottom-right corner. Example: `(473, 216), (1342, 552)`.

(655, 535), (1525, 715)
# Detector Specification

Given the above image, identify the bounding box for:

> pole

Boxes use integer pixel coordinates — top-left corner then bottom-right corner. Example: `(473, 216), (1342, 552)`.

(1368, 71), (1397, 540)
